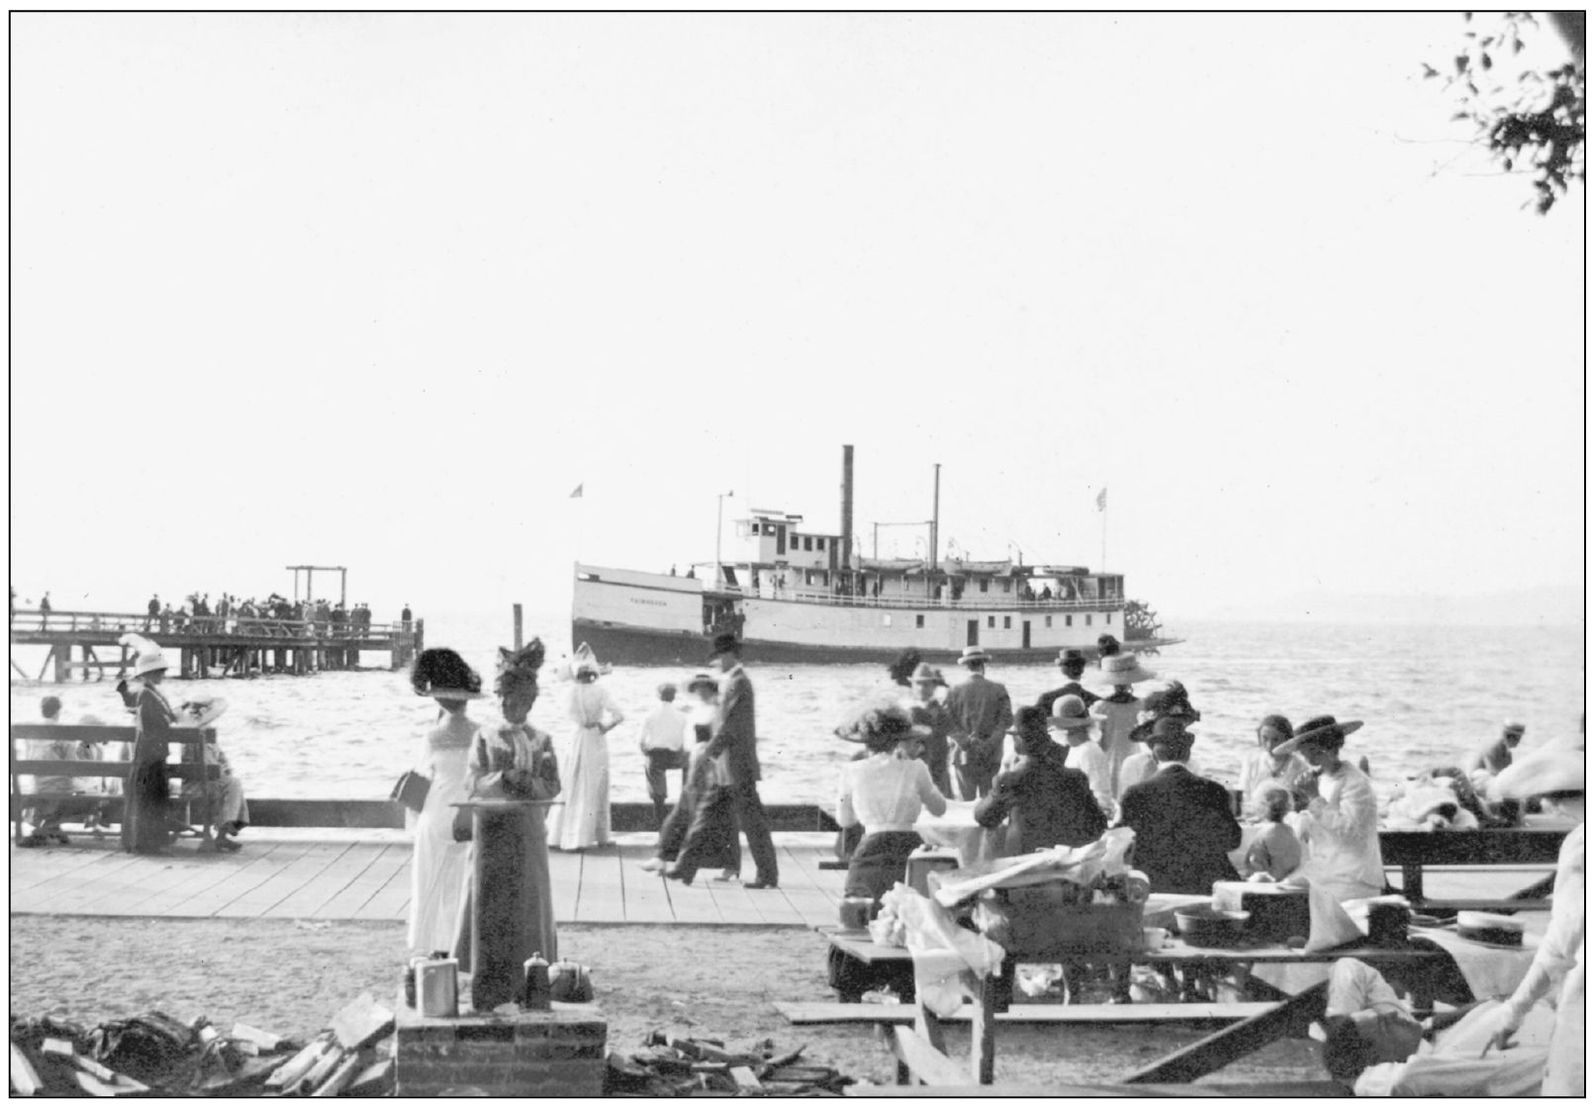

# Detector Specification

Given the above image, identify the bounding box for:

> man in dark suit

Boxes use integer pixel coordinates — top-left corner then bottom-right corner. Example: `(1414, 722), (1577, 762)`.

(1116, 721), (1240, 894)
(974, 706), (1106, 853)
(946, 647), (1013, 801)
(675, 632), (779, 889)
(1032, 648), (1101, 716)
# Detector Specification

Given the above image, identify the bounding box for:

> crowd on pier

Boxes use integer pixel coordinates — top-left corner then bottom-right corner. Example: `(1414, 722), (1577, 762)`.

(140, 593), (388, 636)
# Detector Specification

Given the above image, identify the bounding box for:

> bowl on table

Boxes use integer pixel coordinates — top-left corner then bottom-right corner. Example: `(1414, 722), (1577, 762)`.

(1173, 907), (1250, 948)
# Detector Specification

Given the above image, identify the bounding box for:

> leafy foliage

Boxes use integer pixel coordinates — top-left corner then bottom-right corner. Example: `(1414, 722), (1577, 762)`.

(1426, 12), (1585, 214)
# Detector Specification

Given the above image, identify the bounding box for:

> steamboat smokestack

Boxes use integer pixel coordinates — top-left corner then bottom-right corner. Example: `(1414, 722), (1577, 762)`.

(840, 445), (854, 572)
(930, 463), (940, 571)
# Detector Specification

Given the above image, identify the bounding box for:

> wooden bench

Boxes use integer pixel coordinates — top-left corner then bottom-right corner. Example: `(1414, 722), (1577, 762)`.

(10, 723), (221, 845)
(826, 929), (1452, 1087)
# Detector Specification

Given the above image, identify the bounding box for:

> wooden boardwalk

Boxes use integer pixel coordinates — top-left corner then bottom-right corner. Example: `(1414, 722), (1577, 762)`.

(12, 830), (1555, 933)
(9, 832), (849, 927)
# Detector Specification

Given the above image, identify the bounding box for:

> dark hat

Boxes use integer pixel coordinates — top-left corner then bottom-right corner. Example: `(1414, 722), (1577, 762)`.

(411, 647), (485, 700)
(707, 632), (742, 660)
(1006, 704), (1053, 738)
(1133, 715), (1196, 746)
(1056, 648), (1087, 668)
(1096, 633), (1121, 657)
(1276, 715), (1364, 756)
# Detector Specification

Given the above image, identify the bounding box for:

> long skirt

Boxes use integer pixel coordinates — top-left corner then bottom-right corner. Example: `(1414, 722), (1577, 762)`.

(671, 786), (741, 881)
(545, 726), (611, 850)
(455, 806), (558, 1000)
(121, 759), (170, 853)
(843, 830), (924, 909)
(658, 786), (739, 872)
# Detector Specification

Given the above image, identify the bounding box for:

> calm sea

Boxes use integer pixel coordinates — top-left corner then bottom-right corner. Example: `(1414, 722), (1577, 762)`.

(9, 613), (1584, 808)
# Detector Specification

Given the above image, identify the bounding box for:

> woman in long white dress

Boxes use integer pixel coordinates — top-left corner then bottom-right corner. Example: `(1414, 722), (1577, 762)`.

(405, 648), (485, 954)
(545, 658), (626, 851)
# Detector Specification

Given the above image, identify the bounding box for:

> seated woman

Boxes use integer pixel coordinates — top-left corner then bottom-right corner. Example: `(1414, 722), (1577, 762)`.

(836, 704), (947, 912)
(175, 698), (248, 852)
(1237, 714), (1309, 800)
(1276, 715), (1383, 904)
(826, 703), (946, 1004)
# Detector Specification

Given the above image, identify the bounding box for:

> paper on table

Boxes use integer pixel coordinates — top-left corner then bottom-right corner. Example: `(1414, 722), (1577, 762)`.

(929, 827), (1136, 908)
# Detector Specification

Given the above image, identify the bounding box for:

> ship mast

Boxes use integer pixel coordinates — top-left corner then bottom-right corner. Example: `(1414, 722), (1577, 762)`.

(930, 463), (940, 571)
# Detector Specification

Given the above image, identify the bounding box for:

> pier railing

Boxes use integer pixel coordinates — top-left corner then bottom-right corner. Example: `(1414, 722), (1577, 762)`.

(10, 609), (409, 639)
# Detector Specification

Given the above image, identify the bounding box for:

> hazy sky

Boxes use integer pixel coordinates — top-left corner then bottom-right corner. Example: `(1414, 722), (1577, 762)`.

(10, 13), (1585, 624)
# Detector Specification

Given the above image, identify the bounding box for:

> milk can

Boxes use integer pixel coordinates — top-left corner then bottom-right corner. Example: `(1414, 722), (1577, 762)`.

(417, 957), (460, 1017)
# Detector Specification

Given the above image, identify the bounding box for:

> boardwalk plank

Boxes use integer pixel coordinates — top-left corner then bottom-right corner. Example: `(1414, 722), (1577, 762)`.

(234, 842), (350, 917)
(313, 844), (413, 919)
(548, 848), (583, 923)
(176, 841), (318, 918)
(575, 848), (628, 924)
(16, 846), (147, 913)
(352, 854), (413, 920)
(616, 848), (676, 924)
(115, 851), (262, 916)
(702, 873), (766, 925)
(40, 855), (182, 915)
(266, 843), (386, 919)
(660, 867), (721, 924)
(10, 841), (116, 891)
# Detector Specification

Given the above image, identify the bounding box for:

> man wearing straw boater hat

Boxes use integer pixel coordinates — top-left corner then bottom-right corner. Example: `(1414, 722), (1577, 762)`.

(945, 646), (1013, 801)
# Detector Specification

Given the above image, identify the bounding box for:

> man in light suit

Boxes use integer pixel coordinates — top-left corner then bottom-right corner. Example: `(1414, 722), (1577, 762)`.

(675, 632), (779, 889)
(945, 647), (1013, 800)
(1116, 720), (1240, 894)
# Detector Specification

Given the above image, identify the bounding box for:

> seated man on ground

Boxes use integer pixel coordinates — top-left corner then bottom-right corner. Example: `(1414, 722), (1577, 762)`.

(1314, 957), (1553, 1096)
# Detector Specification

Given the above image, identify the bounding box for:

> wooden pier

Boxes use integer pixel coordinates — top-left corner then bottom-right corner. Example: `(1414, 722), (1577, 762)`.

(9, 609), (424, 682)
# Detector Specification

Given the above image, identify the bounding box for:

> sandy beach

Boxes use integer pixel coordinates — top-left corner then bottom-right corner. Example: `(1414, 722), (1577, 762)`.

(9, 916), (1325, 1088)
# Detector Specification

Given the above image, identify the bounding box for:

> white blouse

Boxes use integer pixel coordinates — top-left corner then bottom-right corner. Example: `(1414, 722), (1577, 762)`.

(837, 754), (947, 833)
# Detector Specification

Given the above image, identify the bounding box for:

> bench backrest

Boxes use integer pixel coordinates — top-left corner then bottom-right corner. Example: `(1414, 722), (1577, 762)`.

(10, 723), (219, 782)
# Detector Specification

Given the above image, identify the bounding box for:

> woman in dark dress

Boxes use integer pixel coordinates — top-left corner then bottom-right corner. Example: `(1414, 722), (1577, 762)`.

(121, 639), (176, 854)
(455, 639), (561, 994)
(642, 673), (740, 878)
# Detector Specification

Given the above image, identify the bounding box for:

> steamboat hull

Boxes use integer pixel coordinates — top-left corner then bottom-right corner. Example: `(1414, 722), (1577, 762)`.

(571, 617), (1178, 667)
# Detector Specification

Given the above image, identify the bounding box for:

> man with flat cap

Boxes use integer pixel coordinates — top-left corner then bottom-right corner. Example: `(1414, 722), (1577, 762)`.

(1033, 648), (1101, 717)
(673, 632), (779, 889)
(945, 647), (1013, 801)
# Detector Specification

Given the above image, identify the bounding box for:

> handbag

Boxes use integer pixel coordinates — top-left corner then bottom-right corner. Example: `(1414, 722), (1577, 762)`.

(390, 770), (431, 812)
(451, 806), (474, 842)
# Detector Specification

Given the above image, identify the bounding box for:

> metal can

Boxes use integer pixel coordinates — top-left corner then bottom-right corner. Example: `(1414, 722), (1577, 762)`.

(417, 958), (459, 1018)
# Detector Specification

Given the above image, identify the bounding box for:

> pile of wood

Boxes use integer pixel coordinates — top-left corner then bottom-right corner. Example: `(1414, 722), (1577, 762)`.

(605, 1031), (855, 1096)
(10, 994), (396, 1098)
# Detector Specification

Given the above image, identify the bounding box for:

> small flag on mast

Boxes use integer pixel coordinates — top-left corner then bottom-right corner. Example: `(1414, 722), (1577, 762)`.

(1096, 488), (1107, 512)
(569, 483), (584, 499)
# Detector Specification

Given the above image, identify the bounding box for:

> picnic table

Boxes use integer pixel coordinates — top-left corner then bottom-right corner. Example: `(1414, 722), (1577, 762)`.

(823, 926), (1480, 1087)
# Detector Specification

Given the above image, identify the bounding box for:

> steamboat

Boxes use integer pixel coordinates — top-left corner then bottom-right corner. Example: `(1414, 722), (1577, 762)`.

(571, 446), (1177, 665)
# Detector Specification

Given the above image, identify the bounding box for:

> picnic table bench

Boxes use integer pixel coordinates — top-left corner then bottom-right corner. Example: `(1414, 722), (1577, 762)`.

(10, 723), (222, 845)
(820, 929), (1456, 1087)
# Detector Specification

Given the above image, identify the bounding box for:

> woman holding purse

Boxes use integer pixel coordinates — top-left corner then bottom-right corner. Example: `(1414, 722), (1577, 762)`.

(405, 647), (485, 956)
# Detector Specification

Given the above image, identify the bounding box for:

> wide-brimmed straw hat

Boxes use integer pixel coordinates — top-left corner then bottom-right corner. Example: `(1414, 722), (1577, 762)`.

(1490, 746), (1584, 801)
(835, 704), (930, 746)
(131, 645), (169, 677)
(1132, 715), (1197, 748)
(1275, 715), (1363, 756)
(957, 647), (991, 666)
(1098, 653), (1155, 686)
(1048, 694), (1097, 734)
(685, 672), (720, 698)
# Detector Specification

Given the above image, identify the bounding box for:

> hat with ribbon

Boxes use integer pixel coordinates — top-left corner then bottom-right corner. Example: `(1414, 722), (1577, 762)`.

(957, 647), (992, 666)
(1275, 715), (1364, 756)
(1099, 652), (1156, 686)
(834, 703), (930, 750)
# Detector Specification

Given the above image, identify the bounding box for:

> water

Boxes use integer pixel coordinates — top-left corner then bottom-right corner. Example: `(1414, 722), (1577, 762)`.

(10, 613), (1583, 809)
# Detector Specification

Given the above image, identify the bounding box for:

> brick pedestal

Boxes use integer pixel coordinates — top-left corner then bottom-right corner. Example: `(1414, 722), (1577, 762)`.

(393, 994), (606, 1096)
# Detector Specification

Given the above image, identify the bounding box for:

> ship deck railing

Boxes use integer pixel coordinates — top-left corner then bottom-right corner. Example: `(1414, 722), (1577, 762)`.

(707, 588), (1127, 612)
